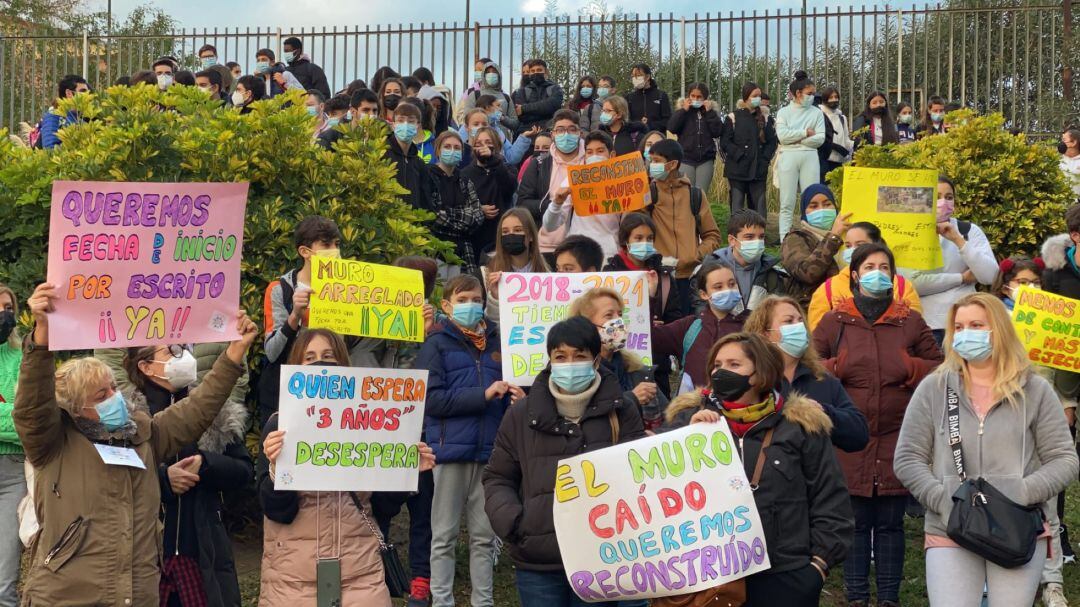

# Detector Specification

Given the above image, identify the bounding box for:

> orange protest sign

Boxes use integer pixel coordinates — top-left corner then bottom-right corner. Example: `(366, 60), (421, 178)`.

(567, 152), (652, 216)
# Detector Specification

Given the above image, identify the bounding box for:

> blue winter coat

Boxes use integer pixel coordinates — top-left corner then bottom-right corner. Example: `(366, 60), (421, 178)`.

(416, 321), (508, 463)
(40, 108), (79, 149)
(783, 362), (869, 453)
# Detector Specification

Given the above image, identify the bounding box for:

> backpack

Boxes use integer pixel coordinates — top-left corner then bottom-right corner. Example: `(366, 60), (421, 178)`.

(648, 182), (704, 236)
(680, 317), (703, 368)
(255, 273), (297, 430)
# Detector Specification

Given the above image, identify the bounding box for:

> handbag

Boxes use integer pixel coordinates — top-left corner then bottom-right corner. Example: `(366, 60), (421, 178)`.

(943, 385), (1044, 569)
(349, 492), (412, 597)
(652, 428), (774, 607)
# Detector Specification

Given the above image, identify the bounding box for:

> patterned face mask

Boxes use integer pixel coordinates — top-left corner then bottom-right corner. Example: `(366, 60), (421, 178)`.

(597, 317), (628, 352)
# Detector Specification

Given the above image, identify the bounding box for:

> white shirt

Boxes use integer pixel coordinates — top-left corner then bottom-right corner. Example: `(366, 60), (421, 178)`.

(904, 219), (998, 330)
(1061, 153), (1080, 196)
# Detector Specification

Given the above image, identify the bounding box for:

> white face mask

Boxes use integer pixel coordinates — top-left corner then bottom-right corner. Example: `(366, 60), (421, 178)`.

(231, 90), (247, 106)
(158, 350), (198, 390)
(157, 74), (173, 90)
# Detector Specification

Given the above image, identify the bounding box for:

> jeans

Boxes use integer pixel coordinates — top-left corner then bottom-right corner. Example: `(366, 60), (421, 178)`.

(777, 149), (820, 241)
(372, 469), (434, 579)
(926, 545), (1046, 607)
(843, 494), (907, 603)
(729, 179), (767, 219)
(0, 455), (25, 607)
(430, 462), (496, 607)
(679, 160), (716, 193)
(515, 569), (622, 607)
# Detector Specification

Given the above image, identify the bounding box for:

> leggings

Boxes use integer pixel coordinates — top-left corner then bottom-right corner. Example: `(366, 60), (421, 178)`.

(679, 160), (715, 193)
(925, 545), (1046, 607)
(777, 149), (820, 241)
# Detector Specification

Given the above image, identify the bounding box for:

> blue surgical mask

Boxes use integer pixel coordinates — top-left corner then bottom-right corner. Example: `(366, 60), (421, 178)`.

(806, 208), (837, 230)
(325, 117), (340, 128)
(306, 106), (319, 117)
(95, 392), (130, 431)
(255, 61), (270, 74)
(691, 100), (704, 109)
(777, 323), (810, 358)
(599, 112), (614, 126)
(440, 148), (463, 166)
(952, 329), (992, 362)
(485, 72), (499, 87)
(550, 361), (597, 394)
(858, 270), (893, 296)
(580, 86), (594, 98)
(931, 112), (945, 123)
(749, 96), (762, 108)
(554, 133), (579, 154)
(643, 147), (651, 163)
(394, 122), (418, 142)
(489, 111), (503, 124)
(597, 87), (610, 99)
(738, 239), (765, 263)
(452, 302), (484, 329)
(800, 95), (815, 108)
(586, 154), (606, 165)
(709, 289), (742, 312)
(842, 247), (854, 265)
(628, 241), (656, 260)
(473, 70), (483, 82)
(469, 126), (481, 138)
(648, 162), (668, 180)
(201, 56), (217, 69)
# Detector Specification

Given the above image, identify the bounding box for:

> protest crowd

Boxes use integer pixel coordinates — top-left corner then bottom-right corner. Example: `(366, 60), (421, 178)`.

(7, 32), (1080, 607)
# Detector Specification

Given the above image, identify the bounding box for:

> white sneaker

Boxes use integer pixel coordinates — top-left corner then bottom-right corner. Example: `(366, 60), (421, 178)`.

(1044, 583), (1070, 607)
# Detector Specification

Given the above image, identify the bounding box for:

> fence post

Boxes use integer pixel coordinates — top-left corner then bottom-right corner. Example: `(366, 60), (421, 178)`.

(1065, 0), (1074, 103)
(82, 31), (89, 79)
(680, 17), (686, 96)
(896, 8), (903, 103)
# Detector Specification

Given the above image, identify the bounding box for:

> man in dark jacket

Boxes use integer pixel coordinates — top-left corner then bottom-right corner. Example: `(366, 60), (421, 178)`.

(511, 58), (564, 134)
(626, 63), (672, 132)
(282, 36), (331, 98)
(385, 102), (440, 212)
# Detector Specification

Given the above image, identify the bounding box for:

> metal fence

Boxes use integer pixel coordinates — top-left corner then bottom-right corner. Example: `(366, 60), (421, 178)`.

(0, 2), (1073, 134)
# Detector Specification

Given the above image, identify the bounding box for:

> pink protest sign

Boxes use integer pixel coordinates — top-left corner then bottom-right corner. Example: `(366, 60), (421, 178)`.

(46, 181), (249, 351)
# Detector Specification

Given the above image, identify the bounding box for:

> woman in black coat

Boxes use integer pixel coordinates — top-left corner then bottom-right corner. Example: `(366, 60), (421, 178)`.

(720, 81), (778, 218)
(462, 125), (519, 259)
(851, 91), (899, 149)
(668, 82), (724, 192)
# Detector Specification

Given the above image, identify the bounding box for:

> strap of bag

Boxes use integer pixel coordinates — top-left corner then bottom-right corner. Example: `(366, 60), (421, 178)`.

(608, 409), (620, 444)
(945, 385), (967, 480)
(681, 318), (703, 367)
(896, 274), (907, 299)
(348, 492), (391, 552)
(749, 427), (775, 491)
(824, 277), (834, 308)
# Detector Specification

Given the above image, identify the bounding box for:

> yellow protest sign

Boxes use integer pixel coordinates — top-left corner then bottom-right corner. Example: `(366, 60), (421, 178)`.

(308, 257), (425, 343)
(1011, 286), (1080, 372)
(568, 152), (651, 216)
(841, 167), (942, 270)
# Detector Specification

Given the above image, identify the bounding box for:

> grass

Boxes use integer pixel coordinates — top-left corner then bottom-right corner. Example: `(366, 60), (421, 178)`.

(230, 483), (1080, 606)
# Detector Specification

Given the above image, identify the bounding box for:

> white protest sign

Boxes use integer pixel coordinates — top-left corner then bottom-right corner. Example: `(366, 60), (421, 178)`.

(275, 365), (427, 492)
(553, 423), (770, 602)
(499, 271), (652, 386)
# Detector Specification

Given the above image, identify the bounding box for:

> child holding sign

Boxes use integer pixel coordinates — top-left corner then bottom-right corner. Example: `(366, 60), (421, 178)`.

(542, 131), (623, 258)
(416, 274), (523, 607)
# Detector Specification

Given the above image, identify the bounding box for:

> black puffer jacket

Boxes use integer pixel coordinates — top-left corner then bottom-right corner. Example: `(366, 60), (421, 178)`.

(720, 102), (779, 181)
(463, 155), (518, 258)
(668, 99), (724, 165)
(285, 56), (330, 97)
(384, 131), (440, 212)
(601, 121), (649, 157)
(483, 368), (646, 571)
(511, 78), (565, 133)
(665, 391), (854, 574)
(625, 80), (672, 133)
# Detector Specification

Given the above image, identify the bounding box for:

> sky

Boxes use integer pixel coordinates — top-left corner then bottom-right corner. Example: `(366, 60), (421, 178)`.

(98, 0), (811, 30)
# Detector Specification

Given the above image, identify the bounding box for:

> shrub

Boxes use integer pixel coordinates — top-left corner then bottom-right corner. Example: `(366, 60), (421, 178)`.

(826, 109), (1073, 258)
(0, 84), (452, 347)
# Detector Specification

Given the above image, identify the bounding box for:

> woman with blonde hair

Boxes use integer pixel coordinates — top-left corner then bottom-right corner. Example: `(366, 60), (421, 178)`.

(484, 208), (550, 319)
(569, 287), (667, 431)
(744, 295), (867, 452)
(895, 293), (1079, 606)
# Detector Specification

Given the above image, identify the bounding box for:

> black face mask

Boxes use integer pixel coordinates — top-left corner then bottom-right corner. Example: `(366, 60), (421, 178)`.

(870, 106), (886, 116)
(710, 368), (753, 402)
(825, 100), (840, 110)
(530, 73), (546, 86)
(501, 234), (528, 256)
(1059, 142), (1070, 155)
(383, 94), (401, 110)
(0, 311), (13, 343)
(308, 360), (340, 367)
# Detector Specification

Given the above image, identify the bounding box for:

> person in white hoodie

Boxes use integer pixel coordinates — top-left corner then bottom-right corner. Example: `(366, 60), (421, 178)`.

(542, 130), (622, 258)
(905, 175), (998, 346)
(775, 70), (826, 241)
(817, 84), (853, 183)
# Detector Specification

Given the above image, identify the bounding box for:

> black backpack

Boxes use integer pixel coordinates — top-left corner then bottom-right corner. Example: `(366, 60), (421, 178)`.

(648, 181), (704, 235)
(255, 272), (297, 431)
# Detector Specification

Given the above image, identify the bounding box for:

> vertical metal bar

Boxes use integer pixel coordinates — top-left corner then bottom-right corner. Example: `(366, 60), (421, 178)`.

(1038, 8), (1044, 130)
(1011, 9), (1017, 125)
(811, 7), (817, 78)
(0, 36), (6, 131)
(1024, 9), (1030, 129)
(947, 12), (954, 100)
(896, 9), (903, 103)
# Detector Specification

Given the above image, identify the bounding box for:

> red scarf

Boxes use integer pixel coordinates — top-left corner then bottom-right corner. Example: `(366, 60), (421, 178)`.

(617, 249), (642, 270)
(705, 389), (785, 438)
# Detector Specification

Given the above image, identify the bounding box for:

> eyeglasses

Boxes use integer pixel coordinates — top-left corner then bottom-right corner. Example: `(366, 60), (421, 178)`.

(552, 127), (580, 136)
(158, 345), (185, 359)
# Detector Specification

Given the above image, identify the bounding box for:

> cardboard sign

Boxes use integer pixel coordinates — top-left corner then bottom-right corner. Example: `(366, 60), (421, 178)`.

(46, 181), (248, 350)
(307, 257), (425, 343)
(553, 423), (770, 602)
(499, 272), (652, 386)
(568, 152), (651, 216)
(274, 365), (428, 492)
(841, 167), (942, 270)
(1011, 286), (1080, 372)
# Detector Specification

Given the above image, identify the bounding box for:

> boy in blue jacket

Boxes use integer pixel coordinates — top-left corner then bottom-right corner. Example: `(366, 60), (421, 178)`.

(416, 274), (523, 607)
(39, 74), (89, 149)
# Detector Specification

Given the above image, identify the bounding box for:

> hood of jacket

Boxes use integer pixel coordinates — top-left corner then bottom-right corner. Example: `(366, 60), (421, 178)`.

(123, 388), (246, 454)
(676, 98), (717, 112)
(713, 244), (780, 273)
(1042, 233), (1073, 271)
(480, 61), (504, 88)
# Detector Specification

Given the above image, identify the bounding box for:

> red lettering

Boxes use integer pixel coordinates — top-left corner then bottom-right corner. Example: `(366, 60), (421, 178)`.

(588, 504), (614, 539)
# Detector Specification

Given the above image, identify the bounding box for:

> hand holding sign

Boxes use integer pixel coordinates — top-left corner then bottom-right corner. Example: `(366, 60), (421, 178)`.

(28, 282), (59, 346)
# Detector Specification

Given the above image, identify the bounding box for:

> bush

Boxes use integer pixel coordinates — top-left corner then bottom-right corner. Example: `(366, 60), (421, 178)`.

(826, 110), (1073, 258)
(0, 84), (452, 344)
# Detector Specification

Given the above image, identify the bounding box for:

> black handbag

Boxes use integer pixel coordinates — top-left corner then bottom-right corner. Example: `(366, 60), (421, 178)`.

(349, 492), (412, 598)
(943, 386), (1044, 569)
